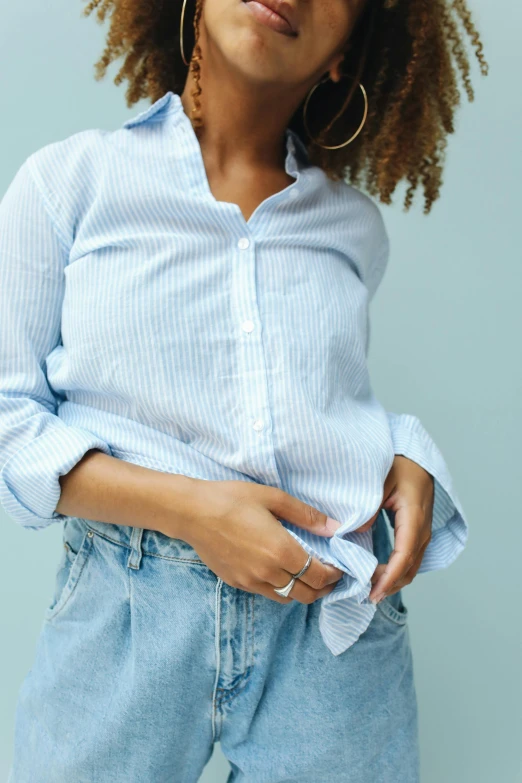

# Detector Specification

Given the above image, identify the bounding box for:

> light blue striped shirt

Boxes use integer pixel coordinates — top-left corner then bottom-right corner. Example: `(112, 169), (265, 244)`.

(0, 90), (468, 656)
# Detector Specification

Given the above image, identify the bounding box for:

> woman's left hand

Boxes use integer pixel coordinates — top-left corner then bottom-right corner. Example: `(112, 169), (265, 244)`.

(360, 455), (434, 604)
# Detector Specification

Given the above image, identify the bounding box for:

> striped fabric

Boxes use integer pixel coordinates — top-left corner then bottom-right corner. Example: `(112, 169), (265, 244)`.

(0, 90), (468, 655)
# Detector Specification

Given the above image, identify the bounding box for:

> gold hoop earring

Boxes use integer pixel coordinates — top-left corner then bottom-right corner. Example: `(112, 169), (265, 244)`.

(180, 0), (190, 65)
(302, 74), (368, 149)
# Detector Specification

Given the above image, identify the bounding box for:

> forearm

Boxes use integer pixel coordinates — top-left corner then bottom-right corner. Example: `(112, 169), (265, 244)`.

(56, 449), (196, 538)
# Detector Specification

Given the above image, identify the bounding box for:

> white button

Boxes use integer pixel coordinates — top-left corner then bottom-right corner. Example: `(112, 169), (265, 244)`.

(241, 320), (255, 333)
(288, 189), (299, 199)
(252, 419), (265, 432)
(238, 237), (250, 250)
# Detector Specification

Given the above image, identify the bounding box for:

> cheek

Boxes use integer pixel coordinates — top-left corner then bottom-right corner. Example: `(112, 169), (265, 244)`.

(199, 0), (249, 48)
(313, 0), (354, 48)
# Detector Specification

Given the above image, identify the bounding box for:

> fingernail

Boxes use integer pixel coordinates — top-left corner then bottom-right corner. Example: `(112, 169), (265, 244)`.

(370, 593), (385, 604)
(325, 516), (342, 534)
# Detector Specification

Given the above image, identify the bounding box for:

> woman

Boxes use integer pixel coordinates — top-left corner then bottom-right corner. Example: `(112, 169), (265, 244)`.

(2, 0), (487, 780)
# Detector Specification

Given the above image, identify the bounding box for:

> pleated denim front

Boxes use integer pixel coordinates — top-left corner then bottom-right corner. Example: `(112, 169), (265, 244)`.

(8, 509), (419, 783)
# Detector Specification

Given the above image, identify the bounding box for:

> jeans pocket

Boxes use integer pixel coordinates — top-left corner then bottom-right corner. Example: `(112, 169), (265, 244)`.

(375, 589), (409, 626)
(44, 518), (95, 623)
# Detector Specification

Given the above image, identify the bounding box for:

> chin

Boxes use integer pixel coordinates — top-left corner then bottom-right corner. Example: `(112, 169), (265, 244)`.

(224, 32), (289, 81)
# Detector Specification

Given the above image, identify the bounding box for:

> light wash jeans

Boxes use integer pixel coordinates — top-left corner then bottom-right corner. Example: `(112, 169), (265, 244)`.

(8, 508), (420, 782)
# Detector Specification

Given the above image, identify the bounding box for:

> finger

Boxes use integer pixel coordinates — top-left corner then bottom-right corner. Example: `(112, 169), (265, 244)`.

(370, 538), (425, 588)
(271, 541), (344, 590)
(371, 563), (387, 587)
(383, 535), (431, 596)
(267, 516), (345, 586)
(295, 555), (345, 589)
(270, 577), (337, 605)
(368, 505), (425, 602)
(263, 486), (342, 537)
(239, 578), (335, 605)
(238, 581), (293, 604)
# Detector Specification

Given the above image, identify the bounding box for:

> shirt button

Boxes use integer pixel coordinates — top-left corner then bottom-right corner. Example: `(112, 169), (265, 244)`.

(241, 320), (255, 333)
(238, 237), (250, 250)
(288, 188), (299, 199)
(252, 419), (265, 432)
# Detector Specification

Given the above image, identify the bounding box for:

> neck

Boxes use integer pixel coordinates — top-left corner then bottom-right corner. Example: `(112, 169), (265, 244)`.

(179, 43), (309, 173)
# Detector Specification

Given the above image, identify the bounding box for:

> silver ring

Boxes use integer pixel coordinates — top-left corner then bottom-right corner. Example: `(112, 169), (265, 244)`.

(273, 553), (313, 597)
(292, 553), (312, 579)
(274, 576), (296, 597)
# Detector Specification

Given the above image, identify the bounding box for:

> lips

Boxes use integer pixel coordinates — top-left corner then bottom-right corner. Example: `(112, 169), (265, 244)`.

(243, 0), (298, 35)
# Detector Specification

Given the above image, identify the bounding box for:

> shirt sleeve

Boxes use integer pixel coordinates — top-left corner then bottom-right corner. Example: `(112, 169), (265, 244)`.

(0, 156), (112, 531)
(384, 412), (469, 571)
(364, 203), (469, 571)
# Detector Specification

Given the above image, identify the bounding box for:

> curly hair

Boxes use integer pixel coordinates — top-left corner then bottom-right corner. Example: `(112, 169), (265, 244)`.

(82, 0), (488, 214)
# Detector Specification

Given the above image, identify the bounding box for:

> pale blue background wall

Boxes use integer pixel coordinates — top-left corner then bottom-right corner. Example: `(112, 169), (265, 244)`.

(1, 1), (520, 780)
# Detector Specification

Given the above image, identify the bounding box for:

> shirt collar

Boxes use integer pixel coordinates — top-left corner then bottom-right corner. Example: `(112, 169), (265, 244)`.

(122, 90), (310, 168)
(122, 91), (176, 129)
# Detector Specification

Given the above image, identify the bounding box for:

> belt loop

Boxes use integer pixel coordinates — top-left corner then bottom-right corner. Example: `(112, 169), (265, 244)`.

(127, 526), (145, 570)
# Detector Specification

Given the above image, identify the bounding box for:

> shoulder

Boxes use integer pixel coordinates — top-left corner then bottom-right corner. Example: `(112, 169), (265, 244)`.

(337, 180), (388, 242)
(25, 127), (112, 199)
(18, 127), (117, 246)
(331, 180), (390, 296)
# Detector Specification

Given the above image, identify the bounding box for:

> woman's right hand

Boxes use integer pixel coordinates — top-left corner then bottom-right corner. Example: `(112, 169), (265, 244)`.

(161, 478), (346, 604)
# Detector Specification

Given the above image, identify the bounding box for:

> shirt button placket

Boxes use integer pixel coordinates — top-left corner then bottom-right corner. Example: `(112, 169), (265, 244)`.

(233, 233), (279, 484)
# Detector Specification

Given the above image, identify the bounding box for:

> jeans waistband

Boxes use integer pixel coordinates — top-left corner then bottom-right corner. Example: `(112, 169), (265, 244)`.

(74, 516), (204, 570)
(72, 508), (388, 572)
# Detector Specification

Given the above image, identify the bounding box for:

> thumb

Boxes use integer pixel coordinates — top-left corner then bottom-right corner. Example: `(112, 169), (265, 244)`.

(265, 488), (342, 537)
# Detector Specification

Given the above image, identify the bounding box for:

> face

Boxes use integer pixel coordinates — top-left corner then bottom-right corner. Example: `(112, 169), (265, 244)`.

(198, 0), (367, 92)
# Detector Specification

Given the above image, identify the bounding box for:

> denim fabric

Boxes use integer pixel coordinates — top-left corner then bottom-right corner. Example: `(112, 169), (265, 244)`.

(8, 509), (419, 782)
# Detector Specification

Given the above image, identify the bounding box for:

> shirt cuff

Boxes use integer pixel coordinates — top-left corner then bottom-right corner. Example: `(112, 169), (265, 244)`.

(386, 411), (469, 572)
(0, 419), (112, 530)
